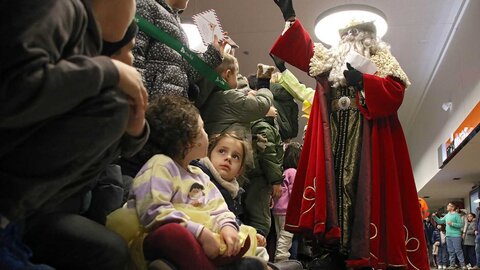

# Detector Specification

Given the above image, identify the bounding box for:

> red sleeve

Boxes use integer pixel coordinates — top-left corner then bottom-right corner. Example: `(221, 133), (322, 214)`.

(270, 19), (314, 73)
(357, 75), (405, 120)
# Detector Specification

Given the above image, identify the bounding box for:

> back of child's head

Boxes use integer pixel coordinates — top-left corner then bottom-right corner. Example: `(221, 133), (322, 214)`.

(283, 142), (302, 169)
(207, 131), (252, 171)
(146, 95), (200, 159)
(215, 53), (239, 89)
(215, 53), (238, 74)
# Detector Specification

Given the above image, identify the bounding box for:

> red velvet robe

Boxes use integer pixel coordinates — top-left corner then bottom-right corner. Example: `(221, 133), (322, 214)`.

(270, 20), (429, 270)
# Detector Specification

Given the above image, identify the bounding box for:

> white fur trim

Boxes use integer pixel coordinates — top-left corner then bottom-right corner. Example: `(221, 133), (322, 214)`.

(370, 48), (411, 87)
(309, 43), (410, 88)
(309, 43), (332, 77)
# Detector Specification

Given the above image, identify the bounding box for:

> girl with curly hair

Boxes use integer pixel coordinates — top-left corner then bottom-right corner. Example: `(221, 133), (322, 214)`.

(108, 96), (265, 270)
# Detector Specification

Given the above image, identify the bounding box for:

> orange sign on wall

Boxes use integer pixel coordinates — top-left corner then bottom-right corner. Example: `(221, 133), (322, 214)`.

(439, 101), (480, 167)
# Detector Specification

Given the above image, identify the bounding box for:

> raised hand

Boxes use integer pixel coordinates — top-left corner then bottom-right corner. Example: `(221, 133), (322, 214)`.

(273, 0), (296, 21)
(343, 63), (364, 90)
(213, 35), (227, 57)
(256, 64), (276, 89)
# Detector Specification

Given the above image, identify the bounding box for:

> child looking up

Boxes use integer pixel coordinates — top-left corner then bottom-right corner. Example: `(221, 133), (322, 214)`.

(191, 132), (251, 219)
(108, 96), (264, 270)
(192, 132), (269, 257)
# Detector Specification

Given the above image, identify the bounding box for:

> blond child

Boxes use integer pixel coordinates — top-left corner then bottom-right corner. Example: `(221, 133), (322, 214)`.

(192, 132), (269, 259)
(199, 54), (274, 138)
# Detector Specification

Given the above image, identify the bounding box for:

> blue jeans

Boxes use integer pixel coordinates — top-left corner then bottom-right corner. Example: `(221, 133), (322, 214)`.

(447, 236), (465, 266)
(437, 244), (448, 266)
(475, 235), (480, 267)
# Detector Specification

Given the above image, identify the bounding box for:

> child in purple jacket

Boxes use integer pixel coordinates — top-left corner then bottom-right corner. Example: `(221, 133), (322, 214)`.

(272, 142), (302, 262)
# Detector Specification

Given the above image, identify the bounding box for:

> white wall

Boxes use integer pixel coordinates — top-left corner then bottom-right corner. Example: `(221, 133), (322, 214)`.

(406, 0), (480, 191)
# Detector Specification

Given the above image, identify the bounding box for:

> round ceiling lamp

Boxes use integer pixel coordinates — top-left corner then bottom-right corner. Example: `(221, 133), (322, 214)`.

(314, 4), (388, 46)
(181, 23), (207, 53)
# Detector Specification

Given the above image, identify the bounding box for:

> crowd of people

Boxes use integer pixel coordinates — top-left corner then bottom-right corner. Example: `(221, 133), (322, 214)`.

(1, 0), (430, 269)
(424, 202), (480, 270)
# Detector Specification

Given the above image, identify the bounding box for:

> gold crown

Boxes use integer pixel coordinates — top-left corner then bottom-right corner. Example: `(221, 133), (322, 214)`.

(338, 20), (376, 37)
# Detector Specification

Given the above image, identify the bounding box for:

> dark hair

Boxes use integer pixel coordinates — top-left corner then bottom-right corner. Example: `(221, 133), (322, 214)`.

(448, 201), (458, 210)
(145, 95), (200, 160)
(469, 212), (476, 218)
(101, 21), (138, 56)
(283, 142), (302, 169)
(189, 182), (204, 192)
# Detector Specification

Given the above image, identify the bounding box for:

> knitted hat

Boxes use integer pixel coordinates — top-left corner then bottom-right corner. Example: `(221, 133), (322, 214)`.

(101, 21), (138, 56)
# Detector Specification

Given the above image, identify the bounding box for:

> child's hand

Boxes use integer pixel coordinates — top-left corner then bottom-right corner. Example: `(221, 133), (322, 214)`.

(220, 226), (240, 257)
(247, 90), (257, 96)
(198, 227), (220, 259)
(213, 35), (227, 56)
(272, 184), (282, 200)
(256, 233), (266, 247)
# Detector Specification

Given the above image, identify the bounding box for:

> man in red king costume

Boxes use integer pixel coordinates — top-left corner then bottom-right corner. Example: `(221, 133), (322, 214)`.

(270, 0), (429, 269)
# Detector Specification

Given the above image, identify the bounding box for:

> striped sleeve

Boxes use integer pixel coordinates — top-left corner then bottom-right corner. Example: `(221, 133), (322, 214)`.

(132, 157), (204, 237)
(202, 179), (238, 232)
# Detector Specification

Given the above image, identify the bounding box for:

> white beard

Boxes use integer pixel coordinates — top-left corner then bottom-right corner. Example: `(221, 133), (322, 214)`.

(326, 31), (378, 88)
(309, 30), (410, 88)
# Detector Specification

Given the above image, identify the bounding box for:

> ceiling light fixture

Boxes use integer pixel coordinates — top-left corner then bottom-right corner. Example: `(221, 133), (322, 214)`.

(314, 4), (388, 46)
(181, 23), (207, 53)
(442, 102), (453, 112)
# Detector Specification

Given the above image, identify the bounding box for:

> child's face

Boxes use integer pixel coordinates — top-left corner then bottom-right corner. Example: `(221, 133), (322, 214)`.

(437, 224), (442, 230)
(210, 137), (244, 181)
(468, 214), (474, 221)
(188, 116), (209, 161)
(189, 188), (203, 199)
(111, 39), (135, 66)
